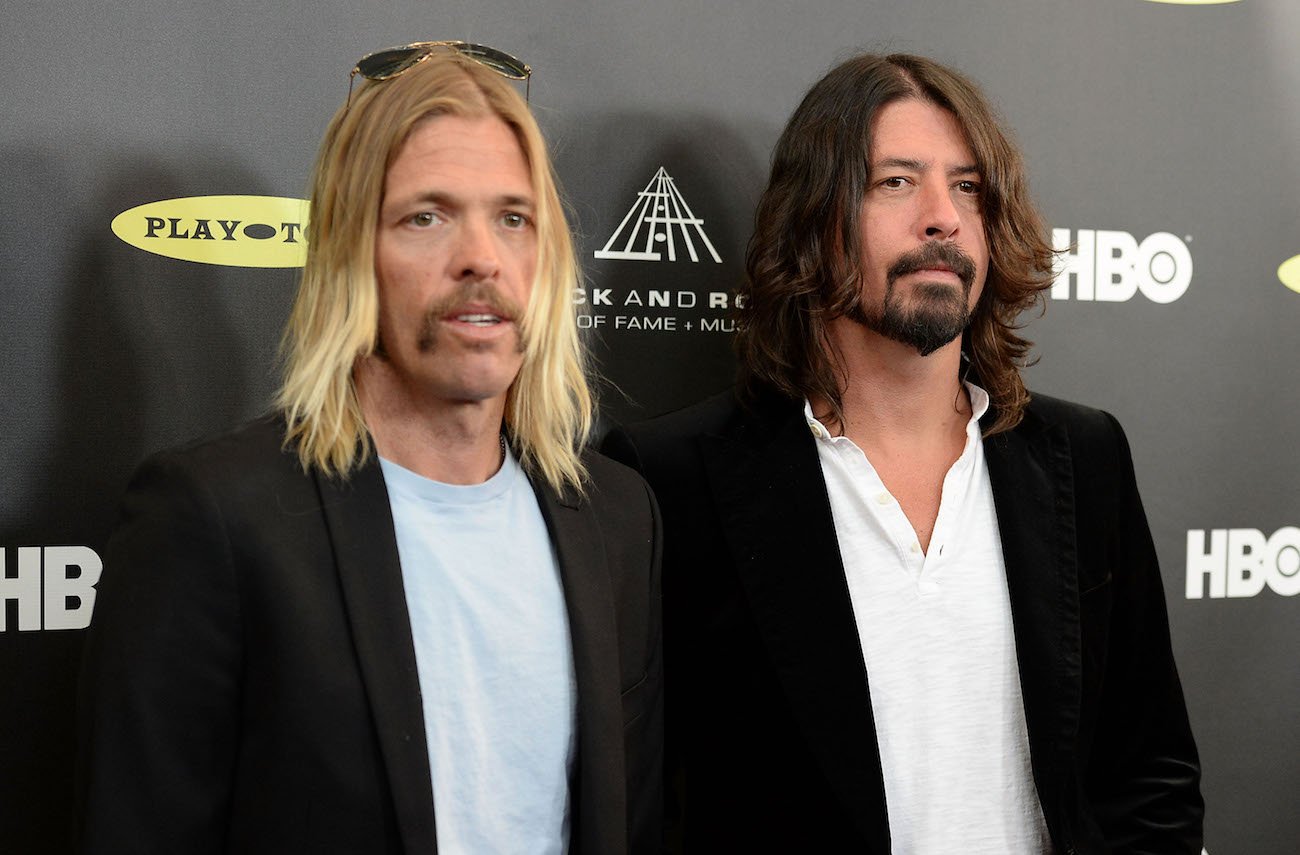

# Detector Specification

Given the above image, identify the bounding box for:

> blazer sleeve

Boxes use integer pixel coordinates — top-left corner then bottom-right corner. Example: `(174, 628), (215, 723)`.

(76, 450), (242, 854)
(1084, 412), (1204, 853)
(624, 470), (665, 855)
(600, 427), (685, 855)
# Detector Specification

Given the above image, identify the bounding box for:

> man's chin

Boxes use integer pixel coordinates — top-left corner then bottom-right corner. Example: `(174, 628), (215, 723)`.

(419, 319), (526, 354)
(908, 332), (960, 358)
(435, 377), (518, 408)
(851, 304), (966, 357)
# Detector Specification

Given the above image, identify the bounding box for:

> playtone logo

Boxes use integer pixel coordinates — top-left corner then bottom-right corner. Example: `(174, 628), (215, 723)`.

(112, 195), (309, 268)
(1052, 229), (1192, 303)
(1279, 254), (1300, 294)
(1186, 528), (1300, 599)
(1, 546), (102, 631)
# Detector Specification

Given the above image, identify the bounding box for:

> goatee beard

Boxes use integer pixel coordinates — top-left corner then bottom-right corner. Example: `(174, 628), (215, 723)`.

(849, 241), (978, 357)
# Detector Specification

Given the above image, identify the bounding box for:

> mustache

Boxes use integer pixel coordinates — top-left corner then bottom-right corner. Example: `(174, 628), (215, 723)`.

(423, 280), (523, 324)
(415, 280), (527, 354)
(887, 241), (977, 289)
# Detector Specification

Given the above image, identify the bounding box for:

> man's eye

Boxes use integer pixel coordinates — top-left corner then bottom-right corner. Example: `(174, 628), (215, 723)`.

(880, 177), (909, 189)
(409, 212), (440, 227)
(501, 212), (530, 229)
(956, 180), (981, 195)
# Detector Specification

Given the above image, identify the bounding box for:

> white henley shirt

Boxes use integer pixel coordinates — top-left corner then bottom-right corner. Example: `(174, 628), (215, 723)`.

(808, 383), (1051, 853)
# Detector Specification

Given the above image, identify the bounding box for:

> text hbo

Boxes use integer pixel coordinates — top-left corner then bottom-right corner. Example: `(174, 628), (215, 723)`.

(1185, 528), (1300, 599)
(0, 546), (101, 631)
(1052, 229), (1192, 303)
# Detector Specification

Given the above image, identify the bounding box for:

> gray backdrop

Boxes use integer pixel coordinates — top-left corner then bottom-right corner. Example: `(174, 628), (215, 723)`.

(2, 1), (1295, 852)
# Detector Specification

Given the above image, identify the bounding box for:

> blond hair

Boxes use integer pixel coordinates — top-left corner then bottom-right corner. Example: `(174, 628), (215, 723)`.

(277, 51), (592, 492)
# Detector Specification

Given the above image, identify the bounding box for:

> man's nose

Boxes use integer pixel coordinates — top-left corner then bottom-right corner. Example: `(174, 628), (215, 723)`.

(918, 181), (961, 240)
(451, 217), (501, 279)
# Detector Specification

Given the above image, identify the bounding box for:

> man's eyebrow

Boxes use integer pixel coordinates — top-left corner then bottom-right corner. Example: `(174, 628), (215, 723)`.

(387, 190), (535, 208)
(870, 157), (981, 178)
(496, 193), (535, 209)
(384, 189), (456, 210)
(871, 157), (928, 173)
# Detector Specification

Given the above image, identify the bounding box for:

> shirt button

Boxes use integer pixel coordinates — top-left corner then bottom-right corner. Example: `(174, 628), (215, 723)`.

(910, 542), (922, 554)
(808, 422), (821, 438)
(874, 492), (892, 505)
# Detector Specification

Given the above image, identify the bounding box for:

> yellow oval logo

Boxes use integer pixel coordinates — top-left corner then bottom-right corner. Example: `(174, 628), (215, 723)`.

(1279, 254), (1300, 295)
(111, 195), (309, 268)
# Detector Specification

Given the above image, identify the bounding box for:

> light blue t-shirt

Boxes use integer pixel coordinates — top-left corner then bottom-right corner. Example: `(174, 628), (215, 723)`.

(380, 448), (576, 855)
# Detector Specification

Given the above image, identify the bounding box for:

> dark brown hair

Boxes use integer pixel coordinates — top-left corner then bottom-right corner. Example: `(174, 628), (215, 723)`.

(736, 53), (1055, 436)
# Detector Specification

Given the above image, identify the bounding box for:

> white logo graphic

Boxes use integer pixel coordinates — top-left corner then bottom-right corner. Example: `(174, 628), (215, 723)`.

(594, 167), (721, 263)
(1052, 228), (1192, 303)
(1186, 528), (1300, 599)
(0, 546), (102, 631)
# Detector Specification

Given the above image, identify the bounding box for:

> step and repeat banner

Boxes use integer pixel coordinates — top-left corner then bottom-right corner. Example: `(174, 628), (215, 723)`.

(2, 1), (1296, 851)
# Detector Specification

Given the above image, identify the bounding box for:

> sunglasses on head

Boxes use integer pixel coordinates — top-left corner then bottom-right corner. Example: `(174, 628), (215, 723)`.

(348, 40), (531, 107)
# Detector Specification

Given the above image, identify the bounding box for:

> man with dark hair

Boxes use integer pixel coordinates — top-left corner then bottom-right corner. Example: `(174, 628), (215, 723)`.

(604, 53), (1202, 853)
(79, 44), (661, 854)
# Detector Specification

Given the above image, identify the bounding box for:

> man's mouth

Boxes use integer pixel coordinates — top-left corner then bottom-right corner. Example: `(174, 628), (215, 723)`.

(888, 243), (977, 289)
(452, 312), (506, 327)
(416, 283), (526, 353)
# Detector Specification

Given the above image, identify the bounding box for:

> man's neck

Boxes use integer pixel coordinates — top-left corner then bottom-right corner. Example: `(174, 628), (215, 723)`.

(355, 361), (507, 486)
(819, 321), (971, 446)
(816, 322), (974, 554)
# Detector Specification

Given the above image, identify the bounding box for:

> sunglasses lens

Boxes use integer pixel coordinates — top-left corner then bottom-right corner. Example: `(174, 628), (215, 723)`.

(351, 41), (530, 102)
(356, 47), (424, 80)
(457, 44), (530, 80)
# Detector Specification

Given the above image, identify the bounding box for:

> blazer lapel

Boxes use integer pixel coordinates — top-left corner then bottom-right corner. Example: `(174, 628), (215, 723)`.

(701, 394), (889, 845)
(983, 410), (1082, 770)
(533, 478), (626, 855)
(315, 460), (438, 855)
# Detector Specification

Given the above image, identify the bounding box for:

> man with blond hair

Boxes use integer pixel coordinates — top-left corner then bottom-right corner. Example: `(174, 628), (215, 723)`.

(78, 43), (661, 854)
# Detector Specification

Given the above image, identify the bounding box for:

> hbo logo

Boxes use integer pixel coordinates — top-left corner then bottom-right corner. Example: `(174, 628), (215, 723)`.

(1052, 228), (1192, 303)
(0, 546), (102, 631)
(1185, 528), (1300, 599)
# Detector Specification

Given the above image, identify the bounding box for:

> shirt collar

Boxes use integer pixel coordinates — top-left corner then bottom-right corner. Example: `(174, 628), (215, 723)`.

(804, 381), (990, 444)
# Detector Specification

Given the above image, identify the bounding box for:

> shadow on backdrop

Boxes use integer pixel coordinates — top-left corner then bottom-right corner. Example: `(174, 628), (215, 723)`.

(554, 110), (771, 438)
(1, 148), (294, 854)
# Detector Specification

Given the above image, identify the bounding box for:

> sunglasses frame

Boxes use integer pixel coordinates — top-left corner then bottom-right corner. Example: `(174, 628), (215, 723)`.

(347, 40), (531, 107)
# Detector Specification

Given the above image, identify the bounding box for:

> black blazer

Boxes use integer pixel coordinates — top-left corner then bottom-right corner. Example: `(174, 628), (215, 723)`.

(603, 386), (1202, 855)
(77, 416), (663, 854)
